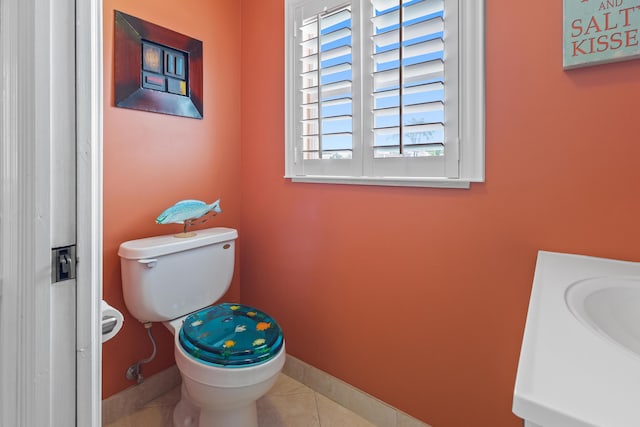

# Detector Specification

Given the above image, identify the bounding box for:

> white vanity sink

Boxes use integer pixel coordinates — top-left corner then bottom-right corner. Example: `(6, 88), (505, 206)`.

(566, 277), (640, 359)
(514, 251), (640, 427)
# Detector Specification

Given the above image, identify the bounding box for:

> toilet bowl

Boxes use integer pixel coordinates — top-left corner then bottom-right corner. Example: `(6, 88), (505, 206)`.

(166, 303), (285, 426)
(118, 228), (285, 427)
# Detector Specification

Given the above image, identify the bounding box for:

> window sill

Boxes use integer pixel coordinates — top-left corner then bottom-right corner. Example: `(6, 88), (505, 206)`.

(285, 175), (474, 189)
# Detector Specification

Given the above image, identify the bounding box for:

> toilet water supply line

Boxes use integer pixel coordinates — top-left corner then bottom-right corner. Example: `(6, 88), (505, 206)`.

(126, 322), (157, 384)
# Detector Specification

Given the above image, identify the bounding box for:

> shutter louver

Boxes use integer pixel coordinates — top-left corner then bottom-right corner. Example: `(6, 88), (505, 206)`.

(299, 6), (353, 160)
(371, 0), (445, 158)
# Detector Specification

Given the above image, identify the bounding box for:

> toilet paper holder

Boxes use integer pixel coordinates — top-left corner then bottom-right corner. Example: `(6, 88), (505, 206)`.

(102, 315), (119, 335)
(101, 300), (124, 343)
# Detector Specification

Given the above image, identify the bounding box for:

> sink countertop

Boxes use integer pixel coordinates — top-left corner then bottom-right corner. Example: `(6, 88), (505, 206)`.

(513, 251), (640, 427)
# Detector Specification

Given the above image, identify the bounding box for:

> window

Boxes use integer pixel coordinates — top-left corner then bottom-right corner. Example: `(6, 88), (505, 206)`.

(285, 0), (484, 188)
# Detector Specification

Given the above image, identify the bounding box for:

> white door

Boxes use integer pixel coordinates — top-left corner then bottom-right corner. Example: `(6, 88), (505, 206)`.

(0, 0), (75, 423)
(0, 0), (102, 426)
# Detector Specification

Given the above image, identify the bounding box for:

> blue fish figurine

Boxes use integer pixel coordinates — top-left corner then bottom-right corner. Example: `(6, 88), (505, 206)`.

(156, 199), (222, 225)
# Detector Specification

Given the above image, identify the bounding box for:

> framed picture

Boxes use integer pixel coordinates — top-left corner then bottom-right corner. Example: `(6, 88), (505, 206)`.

(563, 0), (640, 69)
(114, 11), (203, 119)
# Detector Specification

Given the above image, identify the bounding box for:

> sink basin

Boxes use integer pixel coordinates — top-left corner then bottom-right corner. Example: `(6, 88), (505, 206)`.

(566, 277), (640, 359)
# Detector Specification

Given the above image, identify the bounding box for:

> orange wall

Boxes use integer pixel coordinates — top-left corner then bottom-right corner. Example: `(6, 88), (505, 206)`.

(102, 0), (242, 399)
(240, 1), (640, 426)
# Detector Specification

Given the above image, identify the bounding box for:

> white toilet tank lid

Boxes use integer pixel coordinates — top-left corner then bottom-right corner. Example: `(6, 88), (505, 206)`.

(118, 227), (238, 260)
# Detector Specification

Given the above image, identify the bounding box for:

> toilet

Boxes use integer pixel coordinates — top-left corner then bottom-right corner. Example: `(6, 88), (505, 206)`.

(118, 227), (285, 427)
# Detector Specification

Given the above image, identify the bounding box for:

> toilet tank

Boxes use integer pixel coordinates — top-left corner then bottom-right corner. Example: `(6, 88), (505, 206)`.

(118, 227), (238, 323)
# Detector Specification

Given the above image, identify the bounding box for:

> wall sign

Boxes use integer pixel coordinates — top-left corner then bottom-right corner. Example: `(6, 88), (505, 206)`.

(114, 11), (203, 119)
(563, 0), (640, 69)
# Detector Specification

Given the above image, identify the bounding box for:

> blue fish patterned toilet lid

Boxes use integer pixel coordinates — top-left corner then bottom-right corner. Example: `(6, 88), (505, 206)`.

(179, 303), (283, 367)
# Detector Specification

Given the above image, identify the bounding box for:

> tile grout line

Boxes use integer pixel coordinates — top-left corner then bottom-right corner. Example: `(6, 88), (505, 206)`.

(313, 391), (324, 427)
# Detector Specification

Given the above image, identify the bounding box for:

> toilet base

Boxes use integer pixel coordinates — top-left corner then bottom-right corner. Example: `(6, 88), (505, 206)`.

(173, 383), (258, 427)
(171, 330), (285, 427)
(199, 404), (258, 427)
(173, 393), (199, 427)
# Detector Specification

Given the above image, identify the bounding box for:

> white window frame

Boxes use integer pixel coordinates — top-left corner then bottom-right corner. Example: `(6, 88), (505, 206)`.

(285, 0), (484, 189)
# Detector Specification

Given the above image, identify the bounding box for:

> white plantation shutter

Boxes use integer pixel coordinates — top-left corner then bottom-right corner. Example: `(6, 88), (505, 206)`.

(285, 0), (484, 187)
(300, 7), (352, 160)
(365, 0), (458, 178)
(290, 0), (361, 177)
(370, 0), (445, 157)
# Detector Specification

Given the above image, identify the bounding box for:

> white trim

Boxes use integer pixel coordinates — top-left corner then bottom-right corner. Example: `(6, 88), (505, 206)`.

(458, 0), (485, 182)
(443, 0), (460, 178)
(286, 174), (471, 188)
(76, 0), (104, 426)
(284, 1), (297, 176)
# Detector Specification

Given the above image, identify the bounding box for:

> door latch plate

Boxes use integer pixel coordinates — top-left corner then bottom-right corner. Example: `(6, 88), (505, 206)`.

(52, 245), (76, 283)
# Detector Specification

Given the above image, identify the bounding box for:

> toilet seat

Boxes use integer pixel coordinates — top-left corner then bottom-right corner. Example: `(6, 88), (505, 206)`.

(179, 303), (283, 367)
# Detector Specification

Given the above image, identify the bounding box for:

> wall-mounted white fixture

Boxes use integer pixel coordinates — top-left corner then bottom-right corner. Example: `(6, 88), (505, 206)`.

(101, 300), (124, 343)
(514, 251), (640, 427)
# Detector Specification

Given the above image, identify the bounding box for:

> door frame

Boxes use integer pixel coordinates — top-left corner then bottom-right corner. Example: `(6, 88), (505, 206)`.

(76, 0), (104, 425)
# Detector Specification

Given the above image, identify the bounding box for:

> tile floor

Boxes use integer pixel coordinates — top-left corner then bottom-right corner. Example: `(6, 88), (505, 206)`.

(104, 374), (378, 427)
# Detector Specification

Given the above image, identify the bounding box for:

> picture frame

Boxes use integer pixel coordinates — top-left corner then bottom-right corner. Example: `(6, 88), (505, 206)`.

(563, 0), (640, 69)
(114, 11), (203, 119)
